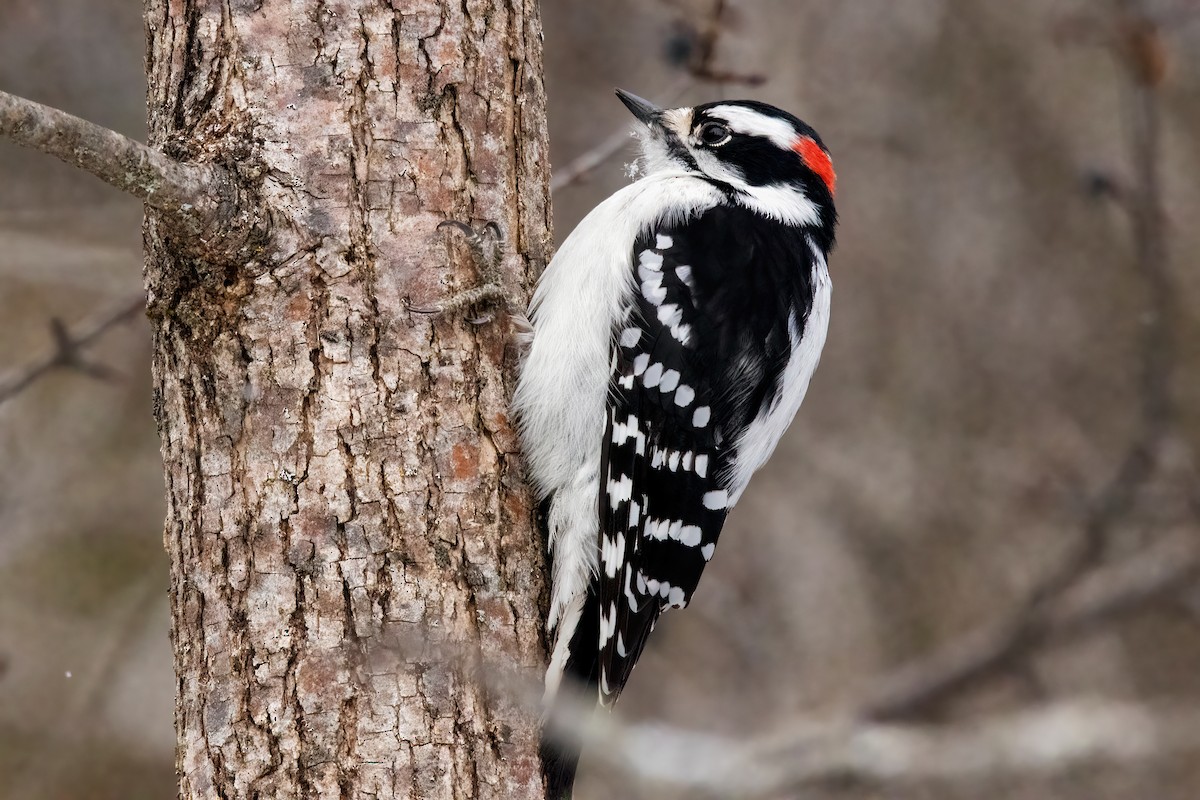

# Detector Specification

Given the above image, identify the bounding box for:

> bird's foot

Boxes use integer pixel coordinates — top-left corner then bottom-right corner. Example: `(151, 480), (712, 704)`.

(408, 220), (507, 324)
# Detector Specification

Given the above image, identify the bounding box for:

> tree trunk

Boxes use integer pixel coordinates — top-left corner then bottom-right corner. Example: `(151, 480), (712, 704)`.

(143, 2), (552, 797)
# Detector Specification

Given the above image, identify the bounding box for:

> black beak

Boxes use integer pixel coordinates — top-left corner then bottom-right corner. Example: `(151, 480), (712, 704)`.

(615, 89), (661, 126)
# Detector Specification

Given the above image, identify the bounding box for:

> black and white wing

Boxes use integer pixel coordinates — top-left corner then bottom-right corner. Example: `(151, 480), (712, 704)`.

(595, 206), (820, 703)
(595, 225), (732, 703)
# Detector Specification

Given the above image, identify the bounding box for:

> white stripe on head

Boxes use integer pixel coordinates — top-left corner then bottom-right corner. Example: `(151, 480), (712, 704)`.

(706, 105), (799, 150)
(693, 148), (820, 226)
(735, 184), (821, 226)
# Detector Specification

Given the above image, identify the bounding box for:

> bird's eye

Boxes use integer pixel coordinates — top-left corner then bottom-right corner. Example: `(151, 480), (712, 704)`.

(697, 122), (731, 146)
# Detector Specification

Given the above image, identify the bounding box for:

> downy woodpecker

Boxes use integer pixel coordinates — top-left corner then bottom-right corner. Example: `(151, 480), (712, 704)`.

(514, 90), (837, 796)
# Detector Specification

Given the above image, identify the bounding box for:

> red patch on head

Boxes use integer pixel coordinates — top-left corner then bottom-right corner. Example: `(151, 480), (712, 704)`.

(792, 137), (836, 196)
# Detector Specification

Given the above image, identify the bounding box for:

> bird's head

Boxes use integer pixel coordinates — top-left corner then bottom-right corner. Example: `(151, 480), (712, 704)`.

(616, 89), (836, 229)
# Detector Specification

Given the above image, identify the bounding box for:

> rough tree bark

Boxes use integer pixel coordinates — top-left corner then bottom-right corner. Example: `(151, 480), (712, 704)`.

(140, 2), (551, 798)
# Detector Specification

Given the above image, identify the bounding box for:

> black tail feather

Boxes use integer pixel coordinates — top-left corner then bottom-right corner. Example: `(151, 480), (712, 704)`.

(540, 734), (582, 800)
(542, 589), (601, 799)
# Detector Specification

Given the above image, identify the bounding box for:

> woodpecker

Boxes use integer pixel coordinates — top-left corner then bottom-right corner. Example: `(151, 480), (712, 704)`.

(513, 90), (837, 796)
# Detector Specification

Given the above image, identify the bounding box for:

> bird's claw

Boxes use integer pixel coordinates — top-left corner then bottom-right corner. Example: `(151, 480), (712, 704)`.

(410, 219), (508, 319)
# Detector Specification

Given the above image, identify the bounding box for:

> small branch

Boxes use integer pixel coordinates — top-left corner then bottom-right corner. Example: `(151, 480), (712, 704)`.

(680, 0), (767, 86)
(550, 126), (641, 193)
(1038, 0), (1178, 605)
(552, 0), (766, 193)
(0, 90), (256, 261)
(856, 533), (1200, 721)
(0, 295), (143, 406)
(583, 698), (1200, 797)
(551, 76), (694, 192)
(0, 90), (214, 217)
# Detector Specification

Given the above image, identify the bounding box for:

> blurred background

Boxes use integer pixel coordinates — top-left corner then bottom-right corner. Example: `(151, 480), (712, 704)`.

(3, 0), (1200, 797)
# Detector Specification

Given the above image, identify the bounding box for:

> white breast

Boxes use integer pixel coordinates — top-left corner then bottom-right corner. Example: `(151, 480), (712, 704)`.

(513, 171), (723, 630)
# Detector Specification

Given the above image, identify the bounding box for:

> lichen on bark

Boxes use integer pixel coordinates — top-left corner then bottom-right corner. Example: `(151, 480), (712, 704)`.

(143, 1), (552, 797)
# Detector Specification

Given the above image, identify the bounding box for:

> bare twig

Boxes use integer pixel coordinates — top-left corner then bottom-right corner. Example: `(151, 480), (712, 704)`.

(1036, 0), (1177, 602)
(0, 294), (143, 406)
(551, 77), (695, 192)
(673, 0), (766, 86)
(0, 90), (216, 218)
(0, 90), (256, 260)
(551, 126), (642, 193)
(552, 0), (765, 192)
(857, 533), (1200, 721)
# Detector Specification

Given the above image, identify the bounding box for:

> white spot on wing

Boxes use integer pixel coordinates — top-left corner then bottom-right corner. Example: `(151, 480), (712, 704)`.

(599, 602), (617, 644)
(611, 414), (640, 445)
(642, 362), (663, 388)
(701, 543), (716, 561)
(642, 278), (668, 305)
(601, 533), (625, 578)
(692, 406), (711, 427)
(607, 475), (632, 508)
(656, 234), (673, 250)
(659, 369), (680, 392)
(633, 354), (650, 375)
(667, 586), (686, 608)
(675, 384), (695, 407)
(694, 454), (709, 478)
(620, 327), (640, 348)
(639, 250), (663, 270)
(679, 525), (702, 546)
(656, 303), (682, 328)
(624, 566), (638, 611)
(702, 490), (729, 510)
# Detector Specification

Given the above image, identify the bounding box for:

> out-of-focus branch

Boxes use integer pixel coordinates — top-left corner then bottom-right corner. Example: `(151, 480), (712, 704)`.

(550, 125), (639, 192)
(552, 0), (764, 192)
(0, 90), (257, 261)
(558, 538), (1200, 796)
(583, 698), (1200, 797)
(382, 532), (1199, 796)
(0, 295), (143, 406)
(551, 77), (694, 192)
(856, 533), (1200, 721)
(1037, 0), (1177, 601)
(673, 0), (766, 86)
